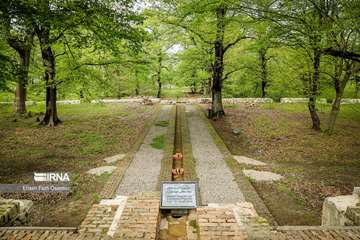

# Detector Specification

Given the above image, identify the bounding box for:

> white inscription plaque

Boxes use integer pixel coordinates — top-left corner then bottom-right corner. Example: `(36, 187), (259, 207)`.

(160, 181), (198, 209)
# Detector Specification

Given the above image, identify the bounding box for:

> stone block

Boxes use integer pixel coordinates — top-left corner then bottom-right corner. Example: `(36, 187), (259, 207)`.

(322, 194), (359, 226)
(242, 170), (283, 182)
(103, 154), (126, 164)
(87, 166), (117, 176)
(233, 156), (267, 166)
(0, 203), (19, 226)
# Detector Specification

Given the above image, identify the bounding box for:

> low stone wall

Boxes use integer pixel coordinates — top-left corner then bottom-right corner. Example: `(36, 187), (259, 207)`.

(340, 98), (360, 104)
(1, 97), (360, 106)
(280, 98), (327, 104)
(223, 98), (273, 104)
(1, 100), (81, 105)
(91, 98), (161, 104)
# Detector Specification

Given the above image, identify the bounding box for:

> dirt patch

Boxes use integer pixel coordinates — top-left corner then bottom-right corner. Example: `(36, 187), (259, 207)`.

(209, 103), (360, 225)
(0, 103), (155, 226)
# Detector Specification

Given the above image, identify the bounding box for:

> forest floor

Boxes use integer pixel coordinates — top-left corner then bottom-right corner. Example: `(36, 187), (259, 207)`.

(209, 103), (360, 226)
(0, 103), (156, 226)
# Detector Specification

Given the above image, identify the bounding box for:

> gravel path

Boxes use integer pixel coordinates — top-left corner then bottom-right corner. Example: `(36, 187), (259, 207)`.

(116, 105), (172, 195)
(186, 105), (244, 204)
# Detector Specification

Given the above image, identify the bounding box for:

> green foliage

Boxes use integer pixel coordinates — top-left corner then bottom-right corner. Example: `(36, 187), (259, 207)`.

(0, 0), (358, 131)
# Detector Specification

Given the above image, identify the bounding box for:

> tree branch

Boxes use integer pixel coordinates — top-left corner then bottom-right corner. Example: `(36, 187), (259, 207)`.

(72, 60), (150, 70)
(55, 51), (66, 58)
(222, 67), (246, 81)
(322, 48), (360, 62)
(224, 36), (251, 53)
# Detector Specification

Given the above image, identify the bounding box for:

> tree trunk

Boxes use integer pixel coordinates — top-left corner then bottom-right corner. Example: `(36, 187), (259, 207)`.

(135, 70), (140, 96)
(135, 83), (140, 96)
(157, 76), (162, 98)
(308, 49), (321, 131)
(328, 64), (352, 133)
(39, 39), (61, 126)
(328, 91), (342, 133)
(15, 49), (31, 114)
(355, 77), (360, 98)
(259, 48), (268, 98)
(191, 71), (196, 94)
(41, 85), (60, 126)
(156, 54), (162, 98)
(211, 7), (226, 118)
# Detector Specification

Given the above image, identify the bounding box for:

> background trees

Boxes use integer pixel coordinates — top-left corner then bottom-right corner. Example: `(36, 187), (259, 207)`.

(0, 0), (359, 131)
(0, 0), (144, 126)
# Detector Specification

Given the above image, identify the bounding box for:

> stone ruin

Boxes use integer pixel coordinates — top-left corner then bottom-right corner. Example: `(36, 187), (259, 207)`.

(322, 187), (360, 226)
(0, 198), (33, 226)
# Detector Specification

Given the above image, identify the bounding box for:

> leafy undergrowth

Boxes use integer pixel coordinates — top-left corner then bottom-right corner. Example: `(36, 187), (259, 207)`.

(0, 103), (155, 226)
(210, 103), (360, 226)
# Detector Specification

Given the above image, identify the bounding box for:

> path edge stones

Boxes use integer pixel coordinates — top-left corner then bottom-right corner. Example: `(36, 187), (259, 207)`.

(100, 105), (162, 199)
(195, 105), (277, 225)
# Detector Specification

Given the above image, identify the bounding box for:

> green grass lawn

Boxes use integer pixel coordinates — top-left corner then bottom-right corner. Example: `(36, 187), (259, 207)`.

(161, 88), (186, 98)
(0, 103), (155, 226)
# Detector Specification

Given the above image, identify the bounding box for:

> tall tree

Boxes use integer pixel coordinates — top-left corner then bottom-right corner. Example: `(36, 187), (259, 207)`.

(255, 0), (360, 130)
(160, 0), (251, 118)
(0, 0), (34, 114)
(27, 0), (143, 126)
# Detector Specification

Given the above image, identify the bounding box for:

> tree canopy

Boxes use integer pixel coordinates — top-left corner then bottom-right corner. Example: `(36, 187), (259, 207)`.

(0, 0), (359, 131)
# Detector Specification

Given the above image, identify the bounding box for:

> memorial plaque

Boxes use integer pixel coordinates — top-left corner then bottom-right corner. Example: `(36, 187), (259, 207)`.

(160, 181), (198, 209)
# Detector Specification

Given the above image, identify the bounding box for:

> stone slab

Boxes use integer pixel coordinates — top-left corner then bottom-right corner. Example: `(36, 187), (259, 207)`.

(233, 156), (267, 166)
(243, 170), (283, 182)
(103, 154), (126, 164)
(322, 195), (359, 226)
(86, 166), (117, 176)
